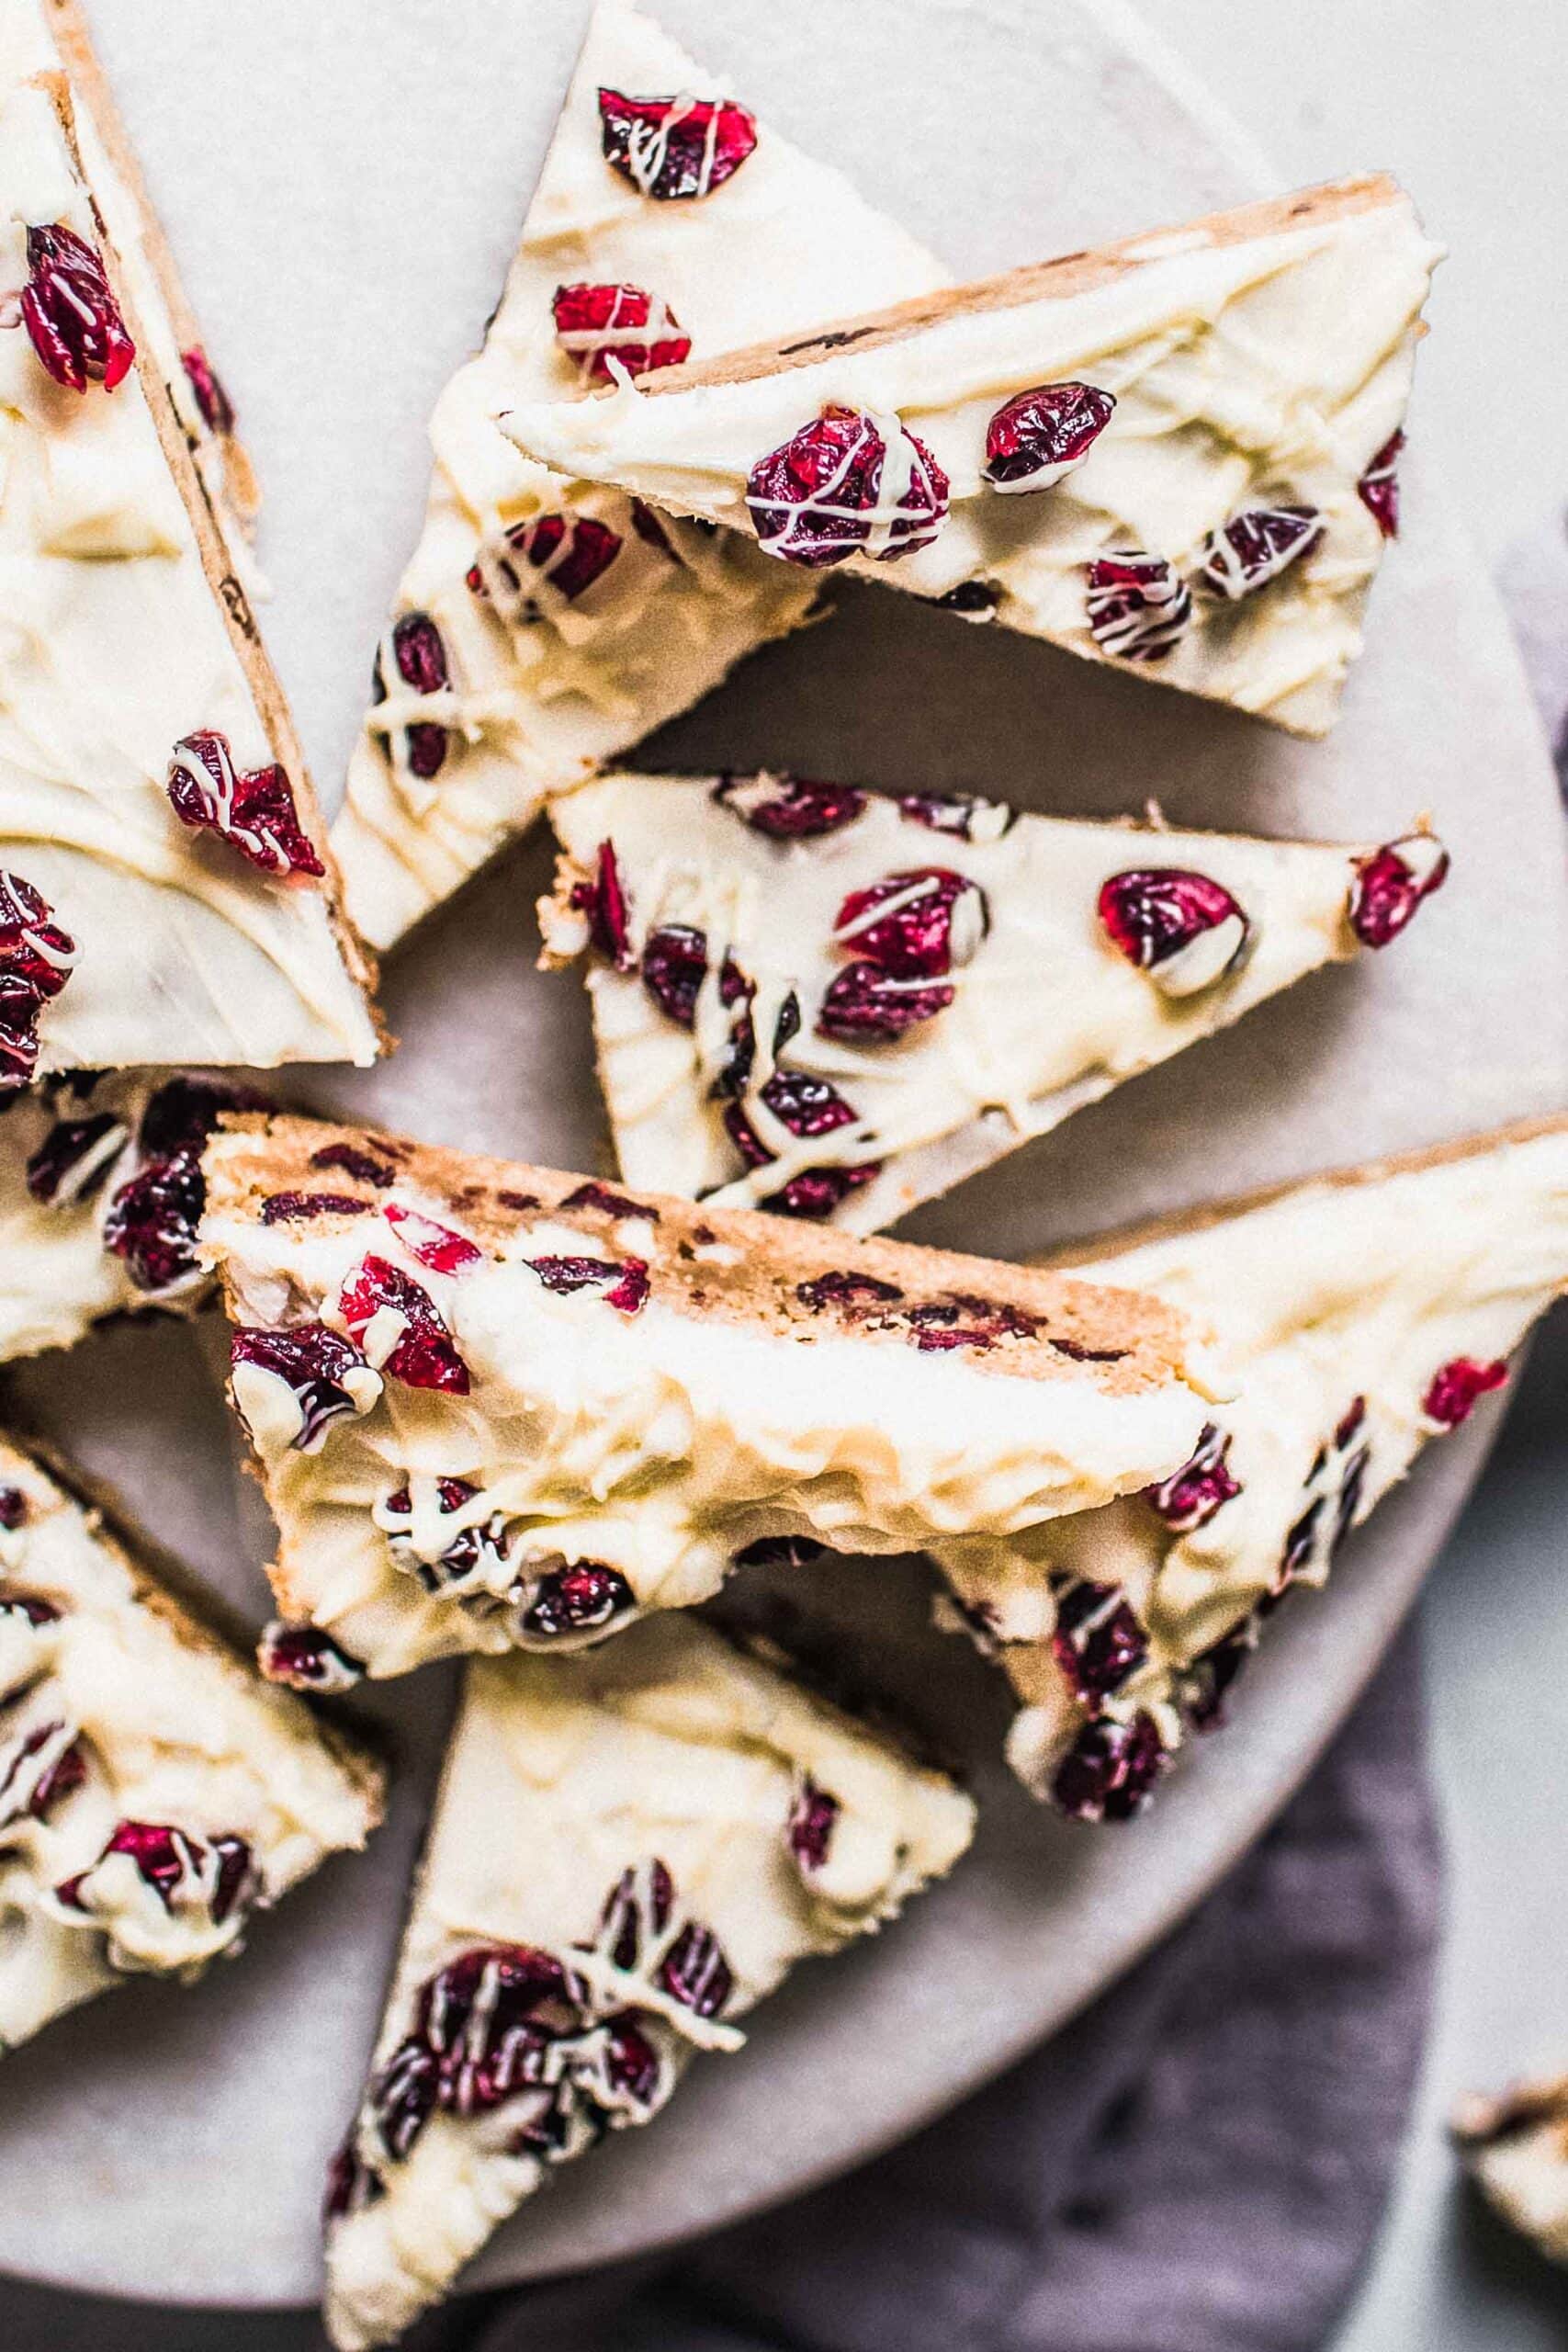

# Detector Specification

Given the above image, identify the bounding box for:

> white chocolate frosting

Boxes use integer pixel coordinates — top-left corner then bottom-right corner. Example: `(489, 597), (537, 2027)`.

(931, 1122), (1568, 1806)
(322, 1617), (974, 2351)
(330, 0), (951, 950)
(0, 1430), (380, 2052)
(0, 64), (377, 1072)
(544, 771), (1385, 1232)
(502, 183), (1441, 739)
(200, 1122), (1218, 1680)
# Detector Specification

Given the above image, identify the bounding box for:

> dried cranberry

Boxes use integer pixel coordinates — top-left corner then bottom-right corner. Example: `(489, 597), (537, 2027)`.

(0, 1487), (28, 1531)
(1145, 1423), (1241, 1532)
(258, 1623), (365, 1692)
(85, 1820), (251, 1918)
(166, 730), (325, 877)
(369, 2038), (438, 2160)
(795, 1270), (903, 1312)
(899, 792), (1013, 843)
(0, 1721), (85, 1825)
(1098, 868), (1251, 996)
(375, 613), (451, 782)
(725, 1070), (879, 1220)
(594, 1860), (672, 1971)
(469, 514), (623, 617)
(25, 1111), (127, 1206)
(231, 1323), (379, 1452)
(181, 345), (236, 435)
(659, 1920), (733, 2017)
(139, 1074), (261, 1159)
(379, 1479), (513, 1598)
(1051, 1580), (1148, 1706)
(641, 924), (709, 1026)
(1348, 834), (1449, 947)
(552, 280), (692, 380)
(562, 1181), (654, 1222)
(526, 1254), (649, 1313)
(310, 1142), (395, 1188)
(521, 1562), (636, 1640)
(259, 1191), (369, 1226)
(382, 1202), (482, 1274)
(18, 223), (135, 393)
(0, 873), (76, 1091)
(0, 1590), (58, 1625)
(832, 868), (987, 978)
(601, 2012), (663, 2108)
(1051, 1712), (1168, 1823)
(711, 978), (799, 1101)
(1358, 430), (1404, 538)
(414, 1944), (572, 2120)
(1200, 504), (1324, 600)
(103, 1150), (206, 1293)
(1178, 1615), (1261, 1733)
(984, 381), (1114, 492)
(323, 2138), (382, 2222)
(1424, 1356), (1508, 1429)
(713, 774), (866, 839)
(1086, 551), (1192, 662)
(339, 1256), (469, 1394)
(1336, 1396), (1368, 1450)
(570, 839), (634, 969)
(786, 1779), (840, 1874)
(745, 406), (949, 569)
(597, 88), (758, 201)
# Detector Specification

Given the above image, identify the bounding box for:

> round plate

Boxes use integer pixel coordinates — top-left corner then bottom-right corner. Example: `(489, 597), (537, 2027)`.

(3, 0), (1565, 2310)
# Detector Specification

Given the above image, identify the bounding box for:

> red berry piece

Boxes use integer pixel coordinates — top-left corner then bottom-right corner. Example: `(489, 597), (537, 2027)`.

(18, 223), (134, 392)
(570, 838), (635, 969)
(593, 1859), (673, 1970)
(724, 1069), (880, 1220)
(1086, 551), (1192, 662)
(832, 868), (987, 978)
(372, 612), (451, 783)
(525, 1254), (649, 1314)
(0, 1487), (29, 1531)
(561, 1180), (655, 1222)
(1099, 867), (1251, 997)
(0, 1720), (85, 1826)
(338, 1256), (470, 1394)
(1145, 1422), (1241, 1532)
(310, 1142), (396, 1189)
(383, 1202), (482, 1275)
(260, 1192), (371, 1226)
(786, 1778), (840, 1875)
(1347, 833), (1449, 947)
(899, 791), (1014, 843)
(818, 963), (954, 1043)
(231, 1323), (381, 1452)
(659, 1919), (734, 2017)
(984, 380), (1114, 492)
(0, 873), (76, 1091)
(520, 1562), (636, 1640)
(468, 513), (624, 621)
(1177, 1614), (1261, 1733)
(641, 923), (709, 1026)
(258, 1623), (365, 1692)
(166, 730), (324, 877)
(714, 774), (866, 838)
(552, 281), (692, 381)
(1358, 430), (1404, 538)
(1050, 1578), (1148, 1706)
(794, 1271), (903, 1313)
(25, 1110), (128, 1206)
(597, 88), (758, 201)
(1423, 1356), (1508, 1429)
(1199, 505), (1324, 599)
(746, 405), (949, 569)
(180, 345), (236, 435)
(1051, 1711), (1168, 1823)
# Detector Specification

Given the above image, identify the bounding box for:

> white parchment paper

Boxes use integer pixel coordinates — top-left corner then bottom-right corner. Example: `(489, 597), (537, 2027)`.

(0, 0), (1563, 2308)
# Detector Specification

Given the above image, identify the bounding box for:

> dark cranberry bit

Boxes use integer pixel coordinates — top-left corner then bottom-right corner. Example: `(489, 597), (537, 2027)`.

(0, 1590), (58, 1626)
(905, 1292), (1039, 1354)
(711, 975), (798, 1102)
(181, 345), (236, 435)
(899, 791), (1014, 843)
(498, 1189), (541, 1212)
(1145, 1423), (1241, 1532)
(562, 1180), (655, 1222)
(526, 1253), (649, 1313)
(1424, 1356), (1508, 1429)
(0, 1721), (85, 1825)
(786, 1778), (840, 1874)
(376, 612), (451, 783)
(1358, 430), (1404, 538)
(1336, 1396), (1368, 1451)
(210, 1834), (256, 1924)
(1051, 1711), (1168, 1823)
(984, 380), (1114, 492)
(0, 1487), (28, 1531)
(139, 1074), (263, 1160)
(659, 1920), (734, 2018)
(723, 1069), (880, 1221)
(166, 731), (324, 877)
(469, 513), (623, 617)
(102, 1149), (205, 1293)
(382, 1202), (482, 1273)
(18, 223), (135, 393)
(1051, 1579), (1148, 1706)
(552, 281), (692, 380)
(323, 2137), (383, 2223)
(714, 774), (866, 840)
(601, 2012), (663, 2109)
(25, 1111), (127, 1206)
(1098, 868), (1251, 996)
(230, 1323), (379, 1452)
(733, 1535), (828, 1567)
(260, 1191), (370, 1226)
(1279, 1495), (1325, 1591)
(339, 1256), (470, 1394)
(1200, 505), (1325, 599)
(75, 1820), (253, 1919)
(258, 1623), (366, 1692)
(1347, 833), (1449, 947)
(570, 839), (634, 969)
(641, 923), (708, 1026)
(1178, 1614), (1261, 1733)
(597, 87), (758, 201)
(594, 1860), (673, 1972)
(832, 868), (987, 981)
(521, 1562), (636, 1640)
(410, 1943), (573, 2121)
(0, 873), (76, 1091)
(379, 1478), (513, 1597)
(310, 1142), (396, 1189)
(369, 2038), (438, 2160)
(1085, 551), (1192, 662)
(745, 405), (949, 569)
(795, 1270), (903, 1313)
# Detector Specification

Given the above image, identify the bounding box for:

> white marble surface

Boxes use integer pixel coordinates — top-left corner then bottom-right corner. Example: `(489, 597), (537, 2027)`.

(1154, 7), (1568, 2343)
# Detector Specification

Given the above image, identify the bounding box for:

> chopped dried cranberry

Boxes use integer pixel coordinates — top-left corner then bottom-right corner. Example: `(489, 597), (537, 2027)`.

(1178, 1614), (1261, 1733)
(139, 1075), (261, 1160)
(1051, 1711), (1168, 1823)
(0, 873), (76, 1091)
(374, 613), (451, 782)
(82, 1820), (250, 1919)
(659, 1920), (733, 2017)
(383, 1201), (482, 1274)
(0, 1589), (58, 1624)
(725, 1070), (879, 1220)
(1086, 551), (1191, 662)
(786, 1778), (840, 1874)
(310, 1142), (395, 1188)
(19, 223), (134, 392)
(899, 791), (1014, 843)
(1424, 1356), (1508, 1428)
(379, 1479), (513, 1598)
(1200, 504), (1324, 599)
(747, 406), (949, 568)
(521, 1562), (636, 1640)
(905, 1293), (1036, 1353)
(526, 1254), (649, 1313)
(641, 923), (710, 1026)
(570, 839), (634, 969)
(0, 1721), (85, 1825)
(1145, 1423), (1241, 1532)
(594, 1860), (673, 1972)
(210, 1833), (255, 1924)
(102, 1150), (206, 1293)
(1051, 1579), (1148, 1706)
(711, 978), (798, 1102)
(409, 1943), (572, 2121)
(25, 1111), (127, 1206)
(1336, 1396), (1368, 1451)
(258, 1623), (365, 1692)
(1347, 834), (1450, 947)
(733, 1535), (828, 1567)
(1358, 430), (1404, 538)
(323, 2138), (382, 2223)
(601, 2012), (663, 2108)
(832, 868), (987, 978)
(181, 345), (236, 435)
(597, 88), (758, 201)
(498, 1189), (541, 1212)
(552, 280), (692, 379)
(260, 1191), (370, 1226)
(1098, 868), (1251, 996)
(713, 774), (867, 839)
(231, 1323), (379, 1452)
(469, 513), (623, 618)
(166, 731), (324, 877)
(984, 381), (1114, 492)
(562, 1181), (655, 1222)
(338, 1256), (469, 1394)
(1279, 1496), (1325, 1590)
(0, 1487), (28, 1531)
(795, 1270), (903, 1312)
(369, 2038), (438, 2160)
